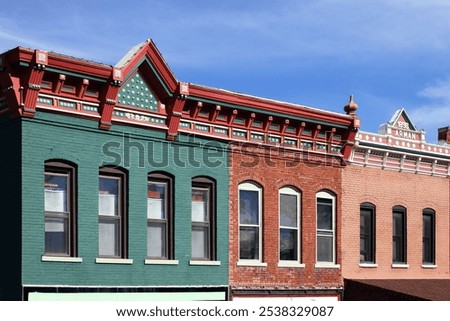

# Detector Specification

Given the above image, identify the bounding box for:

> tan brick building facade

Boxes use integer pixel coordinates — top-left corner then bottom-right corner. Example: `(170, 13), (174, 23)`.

(341, 108), (450, 300)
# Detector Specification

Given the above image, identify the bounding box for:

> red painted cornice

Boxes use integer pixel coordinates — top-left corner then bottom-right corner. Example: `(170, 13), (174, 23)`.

(188, 84), (355, 128)
(4, 47), (112, 79)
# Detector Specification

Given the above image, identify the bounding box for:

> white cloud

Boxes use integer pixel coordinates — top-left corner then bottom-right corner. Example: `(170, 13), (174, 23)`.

(418, 76), (450, 103)
(408, 77), (450, 140)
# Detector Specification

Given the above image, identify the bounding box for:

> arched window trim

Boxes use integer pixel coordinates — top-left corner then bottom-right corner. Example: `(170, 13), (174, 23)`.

(43, 160), (77, 258)
(191, 176), (217, 262)
(97, 166), (128, 260)
(278, 186), (302, 267)
(315, 190), (338, 267)
(147, 172), (174, 261)
(422, 208), (436, 266)
(360, 202), (376, 265)
(392, 205), (407, 265)
(237, 181), (265, 266)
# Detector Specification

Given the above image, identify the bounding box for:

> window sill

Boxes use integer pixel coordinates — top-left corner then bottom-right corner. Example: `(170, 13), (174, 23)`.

(41, 256), (83, 263)
(237, 261), (268, 267)
(359, 263), (378, 268)
(145, 259), (179, 265)
(95, 258), (133, 265)
(422, 264), (437, 269)
(391, 263), (409, 269)
(315, 263), (341, 269)
(189, 260), (221, 266)
(278, 262), (305, 268)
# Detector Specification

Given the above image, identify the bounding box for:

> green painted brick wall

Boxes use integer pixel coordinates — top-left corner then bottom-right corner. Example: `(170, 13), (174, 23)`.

(21, 111), (229, 287)
(0, 116), (22, 300)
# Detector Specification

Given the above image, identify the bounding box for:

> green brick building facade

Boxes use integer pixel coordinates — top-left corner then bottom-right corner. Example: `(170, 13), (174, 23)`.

(0, 42), (230, 300)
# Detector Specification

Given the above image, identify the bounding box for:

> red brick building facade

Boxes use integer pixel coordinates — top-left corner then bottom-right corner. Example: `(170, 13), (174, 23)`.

(229, 98), (359, 301)
(229, 145), (345, 300)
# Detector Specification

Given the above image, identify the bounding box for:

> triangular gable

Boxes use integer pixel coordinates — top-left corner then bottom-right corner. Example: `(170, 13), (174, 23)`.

(117, 71), (158, 110)
(115, 39), (178, 102)
(378, 108), (424, 141)
(388, 108), (418, 131)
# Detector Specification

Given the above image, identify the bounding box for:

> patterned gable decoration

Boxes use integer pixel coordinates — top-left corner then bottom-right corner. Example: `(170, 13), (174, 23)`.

(118, 72), (158, 110)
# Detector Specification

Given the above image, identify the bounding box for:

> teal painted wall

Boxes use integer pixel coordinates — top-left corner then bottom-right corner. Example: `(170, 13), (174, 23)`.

(0, 116), (22, 300)
(21, 111), (229, 287)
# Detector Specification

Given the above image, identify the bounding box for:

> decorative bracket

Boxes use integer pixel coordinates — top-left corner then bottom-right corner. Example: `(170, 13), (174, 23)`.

(99, 67), (122, 130)
(21, 50), (48, 117)
(166, 82), (189, 140)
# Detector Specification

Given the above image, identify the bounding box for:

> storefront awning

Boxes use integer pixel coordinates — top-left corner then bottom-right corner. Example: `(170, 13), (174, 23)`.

(344, 279), (450, 301)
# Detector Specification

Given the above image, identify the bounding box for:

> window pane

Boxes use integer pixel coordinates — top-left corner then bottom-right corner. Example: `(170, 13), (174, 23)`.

(239, 190), (259, 225)
(423, 214), (432, 238)
(99, 177), (119, 216)
(360, 208), (373, 262)
(239, 226), (259, 260)
(192, 188), (209, 222)
(317, 198), (332, 230)
(423, 213), (434, 264)
(45, 217), (68, 254)
(148, 222), (166, 258)
(192, 225), (209, 259)
(393, 212), (405, 263)
(45, 174), (68, 212)
(280, 194), (297, 227)
(280, 228), (297, 261)
(393, 213), (403, 237)
(148, 182), (166, 219)
(99, 220), (119, 256)
(317, 234), (333, 262)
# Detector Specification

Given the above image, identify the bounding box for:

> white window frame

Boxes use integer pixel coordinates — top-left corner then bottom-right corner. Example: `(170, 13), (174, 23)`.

(237, 182), (265, 266)
(278, 187), (303, 267)
(147, 179), (169, 259)
(315, 191), (338, 267)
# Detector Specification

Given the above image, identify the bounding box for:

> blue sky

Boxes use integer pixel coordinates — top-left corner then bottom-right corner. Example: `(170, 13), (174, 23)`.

(1, 0), (450, 142)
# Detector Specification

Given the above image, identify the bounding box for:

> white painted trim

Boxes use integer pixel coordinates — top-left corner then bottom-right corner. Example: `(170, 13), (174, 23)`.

(391, 263), (409, 269)
(315, 191), (337, 265)
(315, 263), (341, 269)
(189, 260), (221, 266)
(238, 182), (263, 262)
(421, 264), (437, 269)
(237, 260), (268, 267)
(144, 259), (179, 265)
(359, 263), (378, 268)
(279, 187), (301, 264)
(278, 261), (305, 268)
(95, 258), (133, 265)
(41, 256), (83, 263)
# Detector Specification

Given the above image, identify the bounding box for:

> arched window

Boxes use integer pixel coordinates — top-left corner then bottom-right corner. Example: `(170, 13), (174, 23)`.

(422, 208), (436, 265)
(191, 176), (216, 261)
(316, 190), (336, 265)
(238, 181), (262, 262)
(392, 205), (407, 264)
(147, 172), (174, 260)
(360, 203), (376, 264)
(44, 160), (77, 257)
(279, 187), (301, 263)
(98, 167), (127, 258)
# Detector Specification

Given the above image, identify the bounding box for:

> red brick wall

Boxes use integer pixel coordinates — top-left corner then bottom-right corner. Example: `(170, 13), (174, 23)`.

(341, 165), (450, 279)
(229, 144), (345, 290)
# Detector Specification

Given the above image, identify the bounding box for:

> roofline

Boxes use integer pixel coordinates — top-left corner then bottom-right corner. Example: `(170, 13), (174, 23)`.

(1, 40), (357, 130)
(189, 83), (355, 127)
